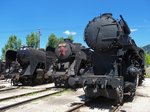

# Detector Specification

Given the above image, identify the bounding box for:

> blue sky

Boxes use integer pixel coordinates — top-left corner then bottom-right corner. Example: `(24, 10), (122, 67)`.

(0, 0), (150, 57)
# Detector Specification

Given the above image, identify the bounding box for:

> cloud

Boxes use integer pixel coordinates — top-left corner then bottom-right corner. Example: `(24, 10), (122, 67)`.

(63, 30), (76, 35)
(130, 28), (138, 32)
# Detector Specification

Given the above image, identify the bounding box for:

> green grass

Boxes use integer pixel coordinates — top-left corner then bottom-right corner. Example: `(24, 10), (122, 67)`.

(54, 89), (72, 96)
(146, 67), (150, 78)
(145, 74), (150, 78)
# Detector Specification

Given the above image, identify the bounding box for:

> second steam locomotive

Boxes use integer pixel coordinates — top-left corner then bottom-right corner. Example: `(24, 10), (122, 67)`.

(52, 39), (92, 87)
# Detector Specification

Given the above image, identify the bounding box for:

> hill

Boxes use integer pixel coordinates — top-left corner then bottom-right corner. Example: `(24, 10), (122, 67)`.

(143, 44), (150, 54)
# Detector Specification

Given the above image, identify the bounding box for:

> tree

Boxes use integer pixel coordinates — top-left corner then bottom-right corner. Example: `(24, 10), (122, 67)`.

(67, 35), (73, 42)
(46, 34), (60, 48)
(58, 37), (65, 43)
(145, 52), (150, 66)
(1, 35), (22, 60)
(26, 32), (39, 48)
(46, 33), (74, 48)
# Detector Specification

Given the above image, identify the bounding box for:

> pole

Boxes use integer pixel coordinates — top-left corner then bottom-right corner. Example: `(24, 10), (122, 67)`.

(38, 29), (41, 49)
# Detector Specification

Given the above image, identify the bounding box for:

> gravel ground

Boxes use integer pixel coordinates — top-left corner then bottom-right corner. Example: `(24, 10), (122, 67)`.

(0, 80), (11, 87)
(3, 89), (85, 112)
(146, 67), (150, 74)
(120, 78), (150, 112)
(1, 78), (150, 112)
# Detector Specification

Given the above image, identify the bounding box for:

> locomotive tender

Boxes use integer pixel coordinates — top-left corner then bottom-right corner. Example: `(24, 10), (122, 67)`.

(68, 13), (146, 103)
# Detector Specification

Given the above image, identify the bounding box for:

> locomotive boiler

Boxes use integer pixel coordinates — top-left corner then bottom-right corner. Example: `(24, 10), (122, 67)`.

(5, 46), (55, 86)
(52, 39), (92, 88)
(68, 13), (146, 103)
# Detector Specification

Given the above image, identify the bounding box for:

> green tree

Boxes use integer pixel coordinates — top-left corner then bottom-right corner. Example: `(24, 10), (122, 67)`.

(46, 34), (74, 48)
(26, 32), (39, 48)
(58, 37), (64, 43)
(145, 52), (150, 66)
(1, 35), (22, 60)
(67, 35), (73, 42)
(46, 34), (60, 48)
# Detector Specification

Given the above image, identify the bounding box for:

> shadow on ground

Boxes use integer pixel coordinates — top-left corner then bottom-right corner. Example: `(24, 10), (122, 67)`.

(69, 94), (136, 112)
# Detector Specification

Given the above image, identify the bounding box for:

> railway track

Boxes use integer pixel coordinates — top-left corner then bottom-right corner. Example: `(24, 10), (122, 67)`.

(65, 100), (90, 112)
(0, 87), (65, 111)
(110, 104), (122, 112)
(0, 86), (5, 89)
(0, 87), (18, 92)
(66, 102), (86, 112)
(0, 82), (55, 92)
(0, 87), (54, 101)
(66, 100), (122, 112)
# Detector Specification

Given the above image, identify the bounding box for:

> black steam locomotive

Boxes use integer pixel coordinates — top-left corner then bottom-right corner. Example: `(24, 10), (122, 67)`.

(52, 39), (92, 87)
(5, 46), (55, 86)
(68, 13), (146, 104)
(0, 60), (5, 79)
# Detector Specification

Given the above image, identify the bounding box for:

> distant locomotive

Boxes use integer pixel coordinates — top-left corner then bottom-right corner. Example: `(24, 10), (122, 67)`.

(68, 13), (146, 104)
(6, 46), (55, 86)
(52, 39), (92, 87)
(0, 60), (5, 80)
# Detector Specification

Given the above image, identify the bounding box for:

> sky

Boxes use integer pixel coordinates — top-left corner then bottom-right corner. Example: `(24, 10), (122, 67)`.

(0, 0), (150, 57)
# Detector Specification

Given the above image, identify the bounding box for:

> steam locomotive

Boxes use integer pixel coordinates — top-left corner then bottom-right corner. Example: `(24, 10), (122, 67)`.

(5, 46), (55, 86)
(68, 13), (146, 104)
(0, 60), (5, 80)
(52, 39), (92, 87)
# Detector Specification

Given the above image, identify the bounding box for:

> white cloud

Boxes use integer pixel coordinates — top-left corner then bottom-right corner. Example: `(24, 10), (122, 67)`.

(130, 28), (138, 32)
(63, 30), (76, 35)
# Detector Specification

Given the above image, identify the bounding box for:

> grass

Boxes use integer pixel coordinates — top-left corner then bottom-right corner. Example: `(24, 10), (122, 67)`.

(146, 67), (150, 78)
(54, 89), (72, 96)
(145, 74), (150, 78)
